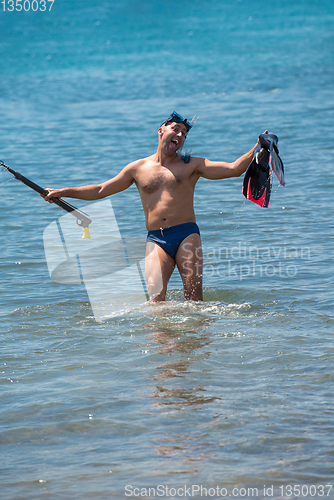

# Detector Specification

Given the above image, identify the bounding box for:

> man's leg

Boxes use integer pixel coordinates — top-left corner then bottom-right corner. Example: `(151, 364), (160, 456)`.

(175, 233), (203, 301)
(145, 241), (175, 302)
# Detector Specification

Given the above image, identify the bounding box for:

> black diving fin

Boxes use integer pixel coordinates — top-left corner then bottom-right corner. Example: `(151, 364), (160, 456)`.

(242, 133), (285, 208)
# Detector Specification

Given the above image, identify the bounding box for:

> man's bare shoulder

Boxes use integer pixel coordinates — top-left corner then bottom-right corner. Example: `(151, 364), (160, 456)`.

(187, 155), (205, 174)
(125, 155), (155, 172)
(188, 155), (204, 165)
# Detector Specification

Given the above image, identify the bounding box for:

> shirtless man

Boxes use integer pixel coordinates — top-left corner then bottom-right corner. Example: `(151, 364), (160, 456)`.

(44, 112), (264, 302)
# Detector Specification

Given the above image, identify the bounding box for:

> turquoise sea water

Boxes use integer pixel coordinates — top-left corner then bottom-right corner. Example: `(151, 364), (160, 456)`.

(1, 1), (334, 499)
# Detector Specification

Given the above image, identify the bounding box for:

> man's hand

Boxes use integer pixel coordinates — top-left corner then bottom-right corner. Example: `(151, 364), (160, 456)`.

(41, 188), (64, 203)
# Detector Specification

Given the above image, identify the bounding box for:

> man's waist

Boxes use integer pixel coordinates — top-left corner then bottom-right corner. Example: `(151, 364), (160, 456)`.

(147, 221), (199, 236)
(147, 217), (196, 232)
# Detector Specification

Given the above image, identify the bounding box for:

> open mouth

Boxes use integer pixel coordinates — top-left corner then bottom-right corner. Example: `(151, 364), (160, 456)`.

(170, 138), (179, 149)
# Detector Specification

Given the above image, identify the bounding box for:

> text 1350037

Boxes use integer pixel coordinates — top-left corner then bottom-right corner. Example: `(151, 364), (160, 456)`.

(1, 0), (54, 11)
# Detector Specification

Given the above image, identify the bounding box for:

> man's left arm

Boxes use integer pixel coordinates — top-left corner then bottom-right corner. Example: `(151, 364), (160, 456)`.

(194, 132), (267, 180)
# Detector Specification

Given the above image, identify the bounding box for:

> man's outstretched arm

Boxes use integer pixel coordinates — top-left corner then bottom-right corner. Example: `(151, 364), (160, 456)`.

(195, 131), (267, 180)
(43, 163), (135, 202)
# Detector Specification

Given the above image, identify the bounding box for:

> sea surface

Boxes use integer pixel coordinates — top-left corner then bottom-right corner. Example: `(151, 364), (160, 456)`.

(1, 0), (334, 499)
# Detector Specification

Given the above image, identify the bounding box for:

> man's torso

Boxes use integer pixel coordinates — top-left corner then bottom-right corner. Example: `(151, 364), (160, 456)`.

(132, 155), (201, 231)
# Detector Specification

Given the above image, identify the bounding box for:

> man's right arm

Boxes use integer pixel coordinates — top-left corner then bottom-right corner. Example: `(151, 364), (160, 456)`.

(44, 163), (135, 202)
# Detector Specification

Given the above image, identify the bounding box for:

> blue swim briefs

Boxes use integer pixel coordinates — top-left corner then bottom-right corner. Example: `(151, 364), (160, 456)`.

(147, 222), (200, 260)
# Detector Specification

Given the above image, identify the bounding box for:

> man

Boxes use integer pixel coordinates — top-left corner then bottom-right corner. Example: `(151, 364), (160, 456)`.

(44, 112), (265, 302)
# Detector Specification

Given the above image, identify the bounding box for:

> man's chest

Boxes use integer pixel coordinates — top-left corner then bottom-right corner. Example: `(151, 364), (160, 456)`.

(136, 165), (191, 194)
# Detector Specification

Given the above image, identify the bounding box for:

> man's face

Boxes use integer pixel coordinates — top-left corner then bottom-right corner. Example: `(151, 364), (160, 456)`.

(160, 121), (187, 155)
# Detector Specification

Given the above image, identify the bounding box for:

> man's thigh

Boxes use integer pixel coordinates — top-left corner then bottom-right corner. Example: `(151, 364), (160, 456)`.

(145, 241), (175, 301)
(175, 233), (203, 300)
